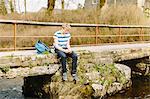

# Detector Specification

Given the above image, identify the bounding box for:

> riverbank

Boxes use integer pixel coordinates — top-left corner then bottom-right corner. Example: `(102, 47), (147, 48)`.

(109, 75), (150, 99)
(21, 50), (131, 98)
(0, 75), (149, 99)
(0, 45), (150, 98)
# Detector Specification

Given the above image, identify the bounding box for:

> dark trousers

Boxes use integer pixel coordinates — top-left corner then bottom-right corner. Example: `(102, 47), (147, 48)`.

(55, 49), (78, 74)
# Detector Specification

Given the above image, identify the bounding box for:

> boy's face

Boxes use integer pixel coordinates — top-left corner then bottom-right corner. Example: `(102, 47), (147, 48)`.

(64, 28), (70, 33)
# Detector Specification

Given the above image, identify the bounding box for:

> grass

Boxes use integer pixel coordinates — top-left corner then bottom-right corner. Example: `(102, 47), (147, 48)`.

(0, 5), (149, 49)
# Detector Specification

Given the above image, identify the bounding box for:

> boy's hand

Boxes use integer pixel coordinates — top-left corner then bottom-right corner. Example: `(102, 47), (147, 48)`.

(68, 49), (72, 53)
(64, 49), (72, 53)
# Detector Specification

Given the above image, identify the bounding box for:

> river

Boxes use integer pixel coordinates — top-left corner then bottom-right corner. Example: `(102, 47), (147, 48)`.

(0, 75), (149, 99)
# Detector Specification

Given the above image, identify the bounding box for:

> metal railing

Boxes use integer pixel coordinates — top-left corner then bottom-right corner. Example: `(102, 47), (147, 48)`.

(0, 19), (150, 51)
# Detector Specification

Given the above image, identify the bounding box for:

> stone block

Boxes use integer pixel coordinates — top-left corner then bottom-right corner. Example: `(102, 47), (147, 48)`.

(0, 58), (12, 64)
(89, 58), (113, 65)
(107, 82), (123, 94)
(115, 64), (131, 80)
(86, 72), (100, 81)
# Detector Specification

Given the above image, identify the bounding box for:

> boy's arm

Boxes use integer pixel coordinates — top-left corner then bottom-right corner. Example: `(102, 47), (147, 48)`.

(67, 39), (72, 53)
(53, 36), (68, 53)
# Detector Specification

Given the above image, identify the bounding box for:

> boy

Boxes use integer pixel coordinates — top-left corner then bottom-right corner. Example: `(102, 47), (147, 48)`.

(53, 23), (78, 81)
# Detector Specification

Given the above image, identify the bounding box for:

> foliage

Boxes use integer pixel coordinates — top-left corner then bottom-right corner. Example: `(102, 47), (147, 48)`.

(47, 0), (56, 15)
(9, 0), (14, 13)
(100, 5), (146, 25)
(0, 5), (149, 48)
(0, 0), (7, 15)
(79, 85), (94, 97)
(98, 0), (106, 9)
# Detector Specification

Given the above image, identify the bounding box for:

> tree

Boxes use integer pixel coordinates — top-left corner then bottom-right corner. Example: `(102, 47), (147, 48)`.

(47, 0), (56, 15)
(95, 0), (106, 24)
(61, 0), (64, 10)
(24, 0), (26, 14)
(9, 0), (14, 13)
(98, 0), (106, 9)
(0, 0), (7, 15)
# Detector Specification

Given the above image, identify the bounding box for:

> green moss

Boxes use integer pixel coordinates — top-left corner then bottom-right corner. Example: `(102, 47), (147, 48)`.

(79, 85), (94, 97)
(92, 64), (127, 88)
(29, 62), (34, 68)
(44, 62), (50, 66)
(0, 66), (10, 73)
(35, 92), (43, 98)
(79, 74), (88, 84)
(43, 51), (50, 54)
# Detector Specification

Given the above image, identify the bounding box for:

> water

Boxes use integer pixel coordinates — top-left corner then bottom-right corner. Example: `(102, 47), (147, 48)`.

(0, 76), (149, 99)
(0, 78), (24, 99)
(109, 75), (150, 99)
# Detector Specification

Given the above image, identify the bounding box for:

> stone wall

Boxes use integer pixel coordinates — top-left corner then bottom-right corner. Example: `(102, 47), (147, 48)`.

(0, 53), (60, 78)
(22, 51), (132, 98)
(0, 48), (150, 98)
(0, 47), (150, 78)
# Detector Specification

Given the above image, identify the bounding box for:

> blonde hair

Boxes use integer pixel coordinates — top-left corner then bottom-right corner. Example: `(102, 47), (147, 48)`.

(62, 23), (71, 30)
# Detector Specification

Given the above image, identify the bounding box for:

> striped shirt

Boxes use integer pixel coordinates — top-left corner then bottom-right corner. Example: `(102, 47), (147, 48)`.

(53, 30), (71, 49)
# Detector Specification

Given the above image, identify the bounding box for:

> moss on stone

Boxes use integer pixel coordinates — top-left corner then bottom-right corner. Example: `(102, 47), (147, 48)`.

(21, 50), (131, 98)
(79, 84), (94, 97)
(0, 66), (10, 73)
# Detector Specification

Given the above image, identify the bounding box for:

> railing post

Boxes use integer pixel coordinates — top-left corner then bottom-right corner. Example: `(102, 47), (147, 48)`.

(14, 23), (17, 51)
(118, 28), (122, 43)
(95, 25), (99, 44)
(139, 27), (143, 41)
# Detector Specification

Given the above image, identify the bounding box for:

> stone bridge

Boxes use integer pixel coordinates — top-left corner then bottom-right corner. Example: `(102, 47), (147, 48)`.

(0, 43), (150, 78)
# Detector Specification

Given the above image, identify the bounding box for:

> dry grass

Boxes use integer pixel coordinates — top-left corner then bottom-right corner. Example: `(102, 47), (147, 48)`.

(100, 5), (146, 25)
(0, 5), (149, 49)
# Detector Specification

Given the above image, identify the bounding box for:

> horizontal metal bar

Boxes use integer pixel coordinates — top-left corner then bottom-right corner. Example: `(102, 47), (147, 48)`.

(97, 34), (150, 37)
(16, 36), (53, 38)
(72, 35), (96, 37)
(0, 36), (53, 38)
(0, 34), (150, 38)
(17, 36), (53, 38)
(0, 36), (14, 38)
(1, 20), (150, 28)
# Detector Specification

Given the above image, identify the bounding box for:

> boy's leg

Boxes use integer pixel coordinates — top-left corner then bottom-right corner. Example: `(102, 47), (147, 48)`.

(68, 51), (78, 74)
(55, 49), (67, 75)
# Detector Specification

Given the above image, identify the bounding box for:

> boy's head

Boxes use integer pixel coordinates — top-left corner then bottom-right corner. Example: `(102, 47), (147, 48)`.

(62, 23), (71, 33)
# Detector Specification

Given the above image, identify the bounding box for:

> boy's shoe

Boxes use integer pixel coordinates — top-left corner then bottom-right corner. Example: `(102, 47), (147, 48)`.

(72, 73), (78, 81)
(62, 72), (67, 81)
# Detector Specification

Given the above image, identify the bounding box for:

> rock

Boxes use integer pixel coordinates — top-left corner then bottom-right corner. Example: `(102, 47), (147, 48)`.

(17, 68), (30, 77)
(31, 56), (36, 61)
(0, 53), (59, 68)
(5, 69), (18, 78)
(107, 82), (123, 94)
(0, 71), (4, 78)
(42, 81), (94, 99)
(0, 64), (60, 78)
(92, 84), (103, 90)
(134, 62), (150, 76)
(136, 63), (147, 71)
(115, 64), (131, 80)
(92, 84), (104, 96)
(144, 66), (150, 76)
(22, 62), (131, 98)
(29, 64), (60, 76)
(86, 72), (100, 81)
(0, 57), (12, 64)
(88, 58), (113, 65)
(0, 50), (133, 98)
(59, 95), (80, 99)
